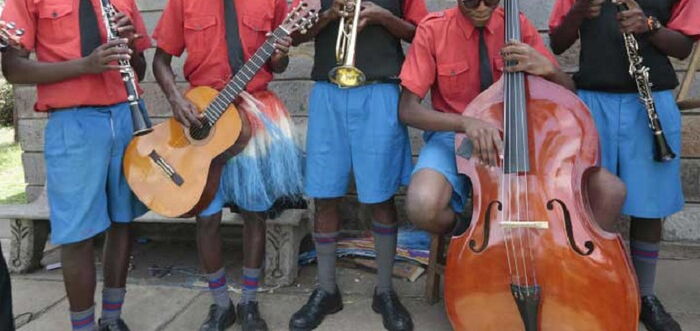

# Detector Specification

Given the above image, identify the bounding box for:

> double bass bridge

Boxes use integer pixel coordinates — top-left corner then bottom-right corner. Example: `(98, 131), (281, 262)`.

(500, 221), (549, 229)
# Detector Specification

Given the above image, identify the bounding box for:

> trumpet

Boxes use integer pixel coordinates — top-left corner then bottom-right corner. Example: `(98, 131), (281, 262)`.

(329, 0), (365, 88)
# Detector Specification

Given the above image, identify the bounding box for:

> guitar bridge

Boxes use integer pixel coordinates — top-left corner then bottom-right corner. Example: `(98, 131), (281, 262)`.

(500, 221), (549, 229)
(149, 150), (184, 186)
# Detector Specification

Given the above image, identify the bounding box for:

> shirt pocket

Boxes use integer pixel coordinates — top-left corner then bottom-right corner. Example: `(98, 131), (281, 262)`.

(241, 14), (272, 54)
(37, 2), (75, 45)
(437, 61), (471, 100)
(184, 15), (218, 55)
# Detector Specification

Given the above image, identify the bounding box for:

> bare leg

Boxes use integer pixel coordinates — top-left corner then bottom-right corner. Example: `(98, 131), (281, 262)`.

(586, 168), (626, 232)
(61, 238), (96, 311)
(241, 211), (266, 269)
(102, 223), (131, 288)
(315, 198), (342, 233)
(405, 169), (456, 234)
(196, 212), (224, 273)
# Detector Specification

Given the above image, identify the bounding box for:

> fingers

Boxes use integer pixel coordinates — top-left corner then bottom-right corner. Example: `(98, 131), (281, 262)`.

(273, 36), (292, 54)
(117, 25), (136, 34)
(616, 9), (646, 33)
(186, 103), (204, 128)
(100, 38), (131, 51)
(101, 54), (130, 65)
(615, 0), (640, 10)
(114, 13), (131, 28)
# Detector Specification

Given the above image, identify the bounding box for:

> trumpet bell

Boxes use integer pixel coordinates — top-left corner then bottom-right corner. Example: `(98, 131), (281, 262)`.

(329, 65), (366, 88)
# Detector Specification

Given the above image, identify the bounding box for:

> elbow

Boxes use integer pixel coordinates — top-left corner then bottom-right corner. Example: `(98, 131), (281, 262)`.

(2, 67), (21, 85)
(549, 38), (565, 56)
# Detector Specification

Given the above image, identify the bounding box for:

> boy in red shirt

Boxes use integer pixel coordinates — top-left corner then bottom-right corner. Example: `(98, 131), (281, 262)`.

(399, 0), (626, 247)
(152, 1), (302, 330)
(1, 0), (152, 330)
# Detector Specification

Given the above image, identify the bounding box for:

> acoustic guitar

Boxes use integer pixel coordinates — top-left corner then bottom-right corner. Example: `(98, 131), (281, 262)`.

(123, 2), (319, 218)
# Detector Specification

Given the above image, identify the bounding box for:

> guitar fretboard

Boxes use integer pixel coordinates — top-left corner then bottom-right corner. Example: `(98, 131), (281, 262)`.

(202, 27), (288, 124)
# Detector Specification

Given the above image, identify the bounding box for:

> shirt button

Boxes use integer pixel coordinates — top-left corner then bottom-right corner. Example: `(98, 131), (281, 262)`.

(52, 11), (57, 18)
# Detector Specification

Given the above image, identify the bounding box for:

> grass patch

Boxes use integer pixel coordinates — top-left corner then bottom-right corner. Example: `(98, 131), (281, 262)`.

(0, 126), (26, 204)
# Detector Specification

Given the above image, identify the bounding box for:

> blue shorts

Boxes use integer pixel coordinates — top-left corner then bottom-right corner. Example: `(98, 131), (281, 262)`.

(578, 89), (684, 218)
(45, 103), (148, 245)
(304, 82), (412, 204)
(413, 131), (470, 213)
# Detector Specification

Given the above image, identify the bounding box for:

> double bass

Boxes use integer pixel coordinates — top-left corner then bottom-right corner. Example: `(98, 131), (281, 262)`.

(444, 0), (640, 330)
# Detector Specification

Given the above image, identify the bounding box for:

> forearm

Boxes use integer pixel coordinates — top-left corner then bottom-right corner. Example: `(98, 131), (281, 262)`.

(399, 94), (464, 132)
(153, 49), (182, 105)
(131, 52), (147, 81)
(549, 9), (586, 55)
(291, 9), (337, 45)
(378, 13), (416, 42)
(2, 49), (89, 85)
(647, 27), (694, 60)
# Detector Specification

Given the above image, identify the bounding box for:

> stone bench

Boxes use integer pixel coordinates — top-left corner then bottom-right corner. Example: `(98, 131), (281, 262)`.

(0, 191), (310, 286)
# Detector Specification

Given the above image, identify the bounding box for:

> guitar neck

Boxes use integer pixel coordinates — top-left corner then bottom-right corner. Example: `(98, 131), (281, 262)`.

(203, 27), (288, 124)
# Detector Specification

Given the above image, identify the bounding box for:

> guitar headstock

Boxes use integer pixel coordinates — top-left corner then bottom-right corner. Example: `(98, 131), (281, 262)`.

(280, 1), (320, 35)
(0, 21), (25, 51)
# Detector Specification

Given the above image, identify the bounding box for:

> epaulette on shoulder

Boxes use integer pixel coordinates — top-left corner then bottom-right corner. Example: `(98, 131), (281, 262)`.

(420, 10), (447, 24)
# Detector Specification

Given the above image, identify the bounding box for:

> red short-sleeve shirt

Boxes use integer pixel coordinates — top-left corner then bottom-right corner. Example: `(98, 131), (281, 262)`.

(400, 7), (558, 114)
(549, 0), (700, 40)
(0, 0), (152, 112)
(152, 0), (287, 92)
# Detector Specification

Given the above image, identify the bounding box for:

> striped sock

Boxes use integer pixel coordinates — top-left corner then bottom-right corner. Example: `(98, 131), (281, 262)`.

(313, 231), (339, 294)
(241, 267), (261, 304)
(630, 240), (660, 297)
(372, 221), (398, 294)
(206, 268), (231, 309)
(101, 287), (125, 324)
(70, 306), (96, 331)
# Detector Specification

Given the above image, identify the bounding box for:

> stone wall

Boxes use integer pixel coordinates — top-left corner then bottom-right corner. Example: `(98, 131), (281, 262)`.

(11, 0), (700, 238)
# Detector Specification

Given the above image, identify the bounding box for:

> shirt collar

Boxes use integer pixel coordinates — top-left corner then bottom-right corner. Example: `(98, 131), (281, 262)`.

(454, 7), (501, 39)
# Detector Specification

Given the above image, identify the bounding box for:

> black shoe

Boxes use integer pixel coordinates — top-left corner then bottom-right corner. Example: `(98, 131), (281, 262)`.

(237, 301), (268, 331)
(372, 288), (414, 331)
(200, 301), (236, 331)
(289, 287), (343, 331)
(640, 295), (681, 331)
(98, 318), (130, 331)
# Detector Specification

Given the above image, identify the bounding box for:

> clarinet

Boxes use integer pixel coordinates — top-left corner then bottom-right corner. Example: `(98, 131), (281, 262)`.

(98, 0), (152, 136)
(617, 3), (675, 162)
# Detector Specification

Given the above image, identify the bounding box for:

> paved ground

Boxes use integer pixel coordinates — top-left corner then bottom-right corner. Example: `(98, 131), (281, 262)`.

(7, 239), (700, 331)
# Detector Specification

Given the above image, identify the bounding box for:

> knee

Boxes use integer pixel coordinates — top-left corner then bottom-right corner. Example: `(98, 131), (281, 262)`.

(594, 169), (627, 204)
(62, 238), (93, 253)
(314, 198), (341, 218)
(405, 189), (444, 229)
(196, 213), (222, 235)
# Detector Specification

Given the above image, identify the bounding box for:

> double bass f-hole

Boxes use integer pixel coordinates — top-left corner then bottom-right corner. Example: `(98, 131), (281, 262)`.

(469, 200), (501, 253)
(547, 199), (595, 256)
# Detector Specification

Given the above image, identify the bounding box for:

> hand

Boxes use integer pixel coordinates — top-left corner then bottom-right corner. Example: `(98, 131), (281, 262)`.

(573, 0), (605, 19)
(462, 117), (503, 167)
(268, 34), (292, 56)
(112, 12), (142, 50)
(325, 0), (347, 21)
(82, 38), (132, 74)
(613, 0), (648, 34)
(357, 1), (390, 32)
(501, 40), (556, 77)
(170, 94), (204, 128)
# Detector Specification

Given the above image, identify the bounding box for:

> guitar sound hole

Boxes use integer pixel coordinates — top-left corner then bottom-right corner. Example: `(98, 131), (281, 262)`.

(189, 123), (212, 141)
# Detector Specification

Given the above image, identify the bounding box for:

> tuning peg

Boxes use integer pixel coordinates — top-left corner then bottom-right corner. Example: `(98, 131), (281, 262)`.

(6, 22), (16, 30)
(15, 29), (25, 37)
